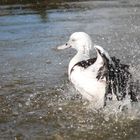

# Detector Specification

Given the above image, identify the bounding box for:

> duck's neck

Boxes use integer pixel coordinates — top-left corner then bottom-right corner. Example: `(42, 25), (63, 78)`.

(68, 50), (90, 76)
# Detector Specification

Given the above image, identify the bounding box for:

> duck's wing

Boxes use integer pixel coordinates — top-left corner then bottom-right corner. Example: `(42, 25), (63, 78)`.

(85, 45), (112, 81)
(106, 56), (138, 102)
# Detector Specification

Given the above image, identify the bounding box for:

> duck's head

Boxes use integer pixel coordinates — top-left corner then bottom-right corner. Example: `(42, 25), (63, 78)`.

(57, 32), (93, 53)
(57, 32), (113, 63)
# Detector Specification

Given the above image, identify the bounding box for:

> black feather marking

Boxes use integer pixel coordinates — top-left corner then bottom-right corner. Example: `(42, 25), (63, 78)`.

(105, 56), (138, 103)
(70, 58), (96, 74)
(96, 53), (110, 80)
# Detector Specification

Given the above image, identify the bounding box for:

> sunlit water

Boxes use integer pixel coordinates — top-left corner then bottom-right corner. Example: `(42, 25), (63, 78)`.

(0, 0), (140, 140)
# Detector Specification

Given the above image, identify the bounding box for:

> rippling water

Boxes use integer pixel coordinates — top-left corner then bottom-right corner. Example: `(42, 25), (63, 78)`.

(0, 0), (140, 139)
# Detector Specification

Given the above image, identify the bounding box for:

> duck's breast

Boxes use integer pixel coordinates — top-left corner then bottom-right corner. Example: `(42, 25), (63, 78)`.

(70, 66), (107, 102)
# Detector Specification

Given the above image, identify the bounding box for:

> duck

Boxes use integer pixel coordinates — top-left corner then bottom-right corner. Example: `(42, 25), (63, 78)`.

(57, 32), (138, 108)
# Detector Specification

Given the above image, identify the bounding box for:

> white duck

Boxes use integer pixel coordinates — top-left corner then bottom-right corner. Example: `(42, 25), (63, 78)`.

(57, 32), (138, 108)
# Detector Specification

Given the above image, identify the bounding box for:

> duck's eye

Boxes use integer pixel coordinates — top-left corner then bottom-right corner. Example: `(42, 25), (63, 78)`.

(65, 43), (68, 46)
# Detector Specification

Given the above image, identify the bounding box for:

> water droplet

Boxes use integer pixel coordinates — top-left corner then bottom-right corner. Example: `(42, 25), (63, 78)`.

(18, 103), (22, 108)
(58, 107), (62, 111)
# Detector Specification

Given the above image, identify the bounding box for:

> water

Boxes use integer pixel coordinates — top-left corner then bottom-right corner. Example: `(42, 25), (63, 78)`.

(0, 0), (140, 139)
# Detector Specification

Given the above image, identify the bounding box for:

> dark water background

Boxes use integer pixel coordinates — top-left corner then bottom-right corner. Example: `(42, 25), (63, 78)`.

(0, 0), (140, 140)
